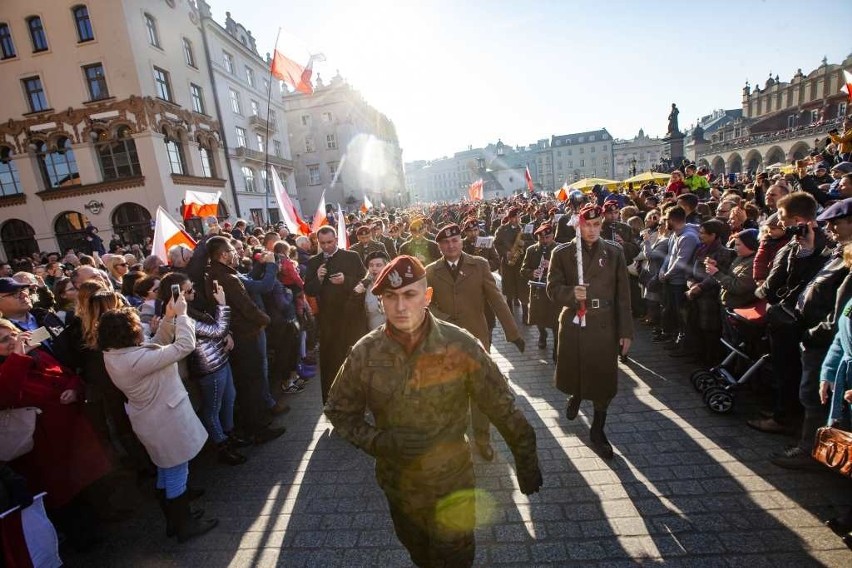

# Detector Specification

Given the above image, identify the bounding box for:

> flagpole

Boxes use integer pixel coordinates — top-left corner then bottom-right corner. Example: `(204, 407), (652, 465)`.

(264, 27), (282, 227)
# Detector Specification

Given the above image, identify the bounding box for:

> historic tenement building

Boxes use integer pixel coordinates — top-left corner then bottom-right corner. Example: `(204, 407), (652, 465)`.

(693, 54), (852, 175)
(0, 0), (235, 260)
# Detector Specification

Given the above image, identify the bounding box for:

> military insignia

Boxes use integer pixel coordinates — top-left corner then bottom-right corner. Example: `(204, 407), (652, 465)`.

(388, 270), (403, 288)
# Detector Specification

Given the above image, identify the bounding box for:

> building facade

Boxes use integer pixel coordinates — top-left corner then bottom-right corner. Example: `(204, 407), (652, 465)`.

(198, 2), (297, 225)
(550, 129), (614, 184)
(283, 74), (405, 216)
(612, 129), (664, 180)
(0, 0), (235, 261)
(694, 55), (852, 175)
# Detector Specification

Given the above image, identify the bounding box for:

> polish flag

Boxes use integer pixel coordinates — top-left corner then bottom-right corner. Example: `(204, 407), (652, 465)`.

(152, 206), (196, 264)
(360, 194), (373, 214)
(182, 190), (220, 220)
(311, 190), (329, 233)
(555, 187), (568, 202)
(270, 51), (324, 95)
(468, 179), (484, 201)
(842, 69), (852, 101)
(270, 167), (310, 235)
(525, 166), (534, 193)
(0, 493), (63, 568)
(337, 203), (349, 250)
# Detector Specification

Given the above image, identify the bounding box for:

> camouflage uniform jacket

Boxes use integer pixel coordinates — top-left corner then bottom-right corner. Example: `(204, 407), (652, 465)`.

(325, 312), (538, 502)
(350, 240), (389, 264)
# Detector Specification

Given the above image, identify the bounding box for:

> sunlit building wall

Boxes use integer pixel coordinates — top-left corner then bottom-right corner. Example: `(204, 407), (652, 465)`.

(612, 129), (664, 180)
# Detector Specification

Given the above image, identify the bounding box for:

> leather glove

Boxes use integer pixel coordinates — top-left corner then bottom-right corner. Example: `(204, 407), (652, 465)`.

(516, 465), (543, 495)
(511, 338), (526, 353)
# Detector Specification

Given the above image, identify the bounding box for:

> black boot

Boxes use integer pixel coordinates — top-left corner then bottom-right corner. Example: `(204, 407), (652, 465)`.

(165, 491), (218, 543)
(538, 328), (547, 349)
(157, 490), (204, 538)
(590, 410), (613, 459)
(565, 396), (581, 420)
(218, 442), (247, 466)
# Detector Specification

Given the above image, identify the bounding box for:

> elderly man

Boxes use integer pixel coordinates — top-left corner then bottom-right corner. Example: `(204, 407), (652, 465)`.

(325, 255), (541, 568)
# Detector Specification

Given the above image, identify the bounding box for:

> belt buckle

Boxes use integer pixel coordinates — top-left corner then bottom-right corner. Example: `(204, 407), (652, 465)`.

(591, 299), (600, 309)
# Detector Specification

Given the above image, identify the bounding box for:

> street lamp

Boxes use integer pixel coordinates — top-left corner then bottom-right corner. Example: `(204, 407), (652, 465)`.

(630, 158), (637, 177)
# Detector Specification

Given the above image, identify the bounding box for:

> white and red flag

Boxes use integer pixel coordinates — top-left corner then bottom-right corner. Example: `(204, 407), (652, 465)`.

(311, 190), (329, 233)
(270, 167), (310, 235)
(360, 194), (373, 214)
(468, 179), (484, 201)
(842, 69), (852, 101)
(525, 166), (535, 193)
(152, 206), (196, 264)
(183, 190), (220, 220)
(337, 203), (348, 250)
(270, 51), (324, 95)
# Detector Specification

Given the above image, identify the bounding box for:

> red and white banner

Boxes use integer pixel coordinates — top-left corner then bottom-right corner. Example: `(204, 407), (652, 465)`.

(337, 203), (348, 250)
(842, 69), (852, 101)
(0, 493), (62, 568)
(152, 206), (196, 264)
(270, 167), (310, 235)
(270, 51), (324, 95)
(311, 190), (329, 233)
(183, 190), (220, 220)
(360, 195), (373, 214)
(468, 179), (483, 201)
(525, 166), (534, 193)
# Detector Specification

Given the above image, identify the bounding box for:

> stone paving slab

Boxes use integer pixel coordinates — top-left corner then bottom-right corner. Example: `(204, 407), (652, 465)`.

(66, 313), (852, 566)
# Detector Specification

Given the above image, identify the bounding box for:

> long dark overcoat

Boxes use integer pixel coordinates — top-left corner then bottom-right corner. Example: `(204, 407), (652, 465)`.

(547, 238), (633, 402)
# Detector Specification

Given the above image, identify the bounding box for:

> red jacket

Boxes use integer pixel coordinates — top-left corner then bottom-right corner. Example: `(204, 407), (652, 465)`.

(0, 352), (113, 508)
(753, 235), (792, 283)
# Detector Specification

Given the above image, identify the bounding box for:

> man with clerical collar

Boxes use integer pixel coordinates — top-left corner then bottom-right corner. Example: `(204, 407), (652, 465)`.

(325, 255), (541, 568)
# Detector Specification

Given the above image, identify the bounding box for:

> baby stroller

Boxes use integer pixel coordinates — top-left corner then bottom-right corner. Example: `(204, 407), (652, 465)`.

(690, 300), (770, 414)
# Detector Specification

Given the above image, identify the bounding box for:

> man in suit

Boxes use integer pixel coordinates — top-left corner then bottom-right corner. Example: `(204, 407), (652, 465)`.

(426, 224), (525, 460)
(547, 204), (633, 459)
(305, 226), (366, 403)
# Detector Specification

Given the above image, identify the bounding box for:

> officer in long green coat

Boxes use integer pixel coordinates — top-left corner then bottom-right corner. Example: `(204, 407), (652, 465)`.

(325, 255), (542, 568)
(547, 204), (633, 459)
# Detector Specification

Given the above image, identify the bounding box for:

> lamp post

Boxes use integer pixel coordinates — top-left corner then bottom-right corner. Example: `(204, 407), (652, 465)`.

(630, 158), (637, 177)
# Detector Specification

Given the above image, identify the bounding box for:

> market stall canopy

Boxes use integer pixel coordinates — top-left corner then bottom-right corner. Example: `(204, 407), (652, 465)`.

(623, 171), (671, 184)
(568, 178), (620, 192)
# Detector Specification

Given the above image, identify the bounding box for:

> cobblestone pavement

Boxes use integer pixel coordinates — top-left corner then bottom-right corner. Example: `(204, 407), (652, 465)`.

(68, 315), (852, 567)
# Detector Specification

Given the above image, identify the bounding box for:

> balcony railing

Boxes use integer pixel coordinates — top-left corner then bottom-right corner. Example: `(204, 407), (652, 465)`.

(234, 146), (293, 169)
(249, 115), (277, 133)
(700, 117), (845, 155)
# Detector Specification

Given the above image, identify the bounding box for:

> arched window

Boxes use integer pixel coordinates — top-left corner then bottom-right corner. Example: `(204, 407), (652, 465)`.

(72, 5), (93, 42)
(111, 203), (151, 245)
(0, 219), (38, 261)
(26, 16), (48, 52)
(242, 166), (255, 191)
(0, 23), (16, 59)
(163, 128), (186, 175)
(91, 126), (140, 180)
(35, 137), (80, 189)
(54, 211), (90, 254)
(0, 147), (22, 196)
(144, 13), (159, 47)
(197, 135), (216, 178)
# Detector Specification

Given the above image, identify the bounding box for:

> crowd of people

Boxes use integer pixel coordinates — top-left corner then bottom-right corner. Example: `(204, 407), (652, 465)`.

(1, 131), (852, 562)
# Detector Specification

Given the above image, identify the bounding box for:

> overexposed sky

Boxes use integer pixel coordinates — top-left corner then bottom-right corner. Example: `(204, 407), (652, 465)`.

(214, 0), (851, 162)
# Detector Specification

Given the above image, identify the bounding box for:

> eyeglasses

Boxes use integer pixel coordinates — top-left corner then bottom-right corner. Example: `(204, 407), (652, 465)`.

(117, 263), (128, 267)
(0, 289), (30, 299)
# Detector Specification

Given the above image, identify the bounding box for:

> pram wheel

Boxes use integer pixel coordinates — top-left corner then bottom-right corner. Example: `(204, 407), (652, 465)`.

(690, 370), (718, 393)
(703, 386), (735, 414)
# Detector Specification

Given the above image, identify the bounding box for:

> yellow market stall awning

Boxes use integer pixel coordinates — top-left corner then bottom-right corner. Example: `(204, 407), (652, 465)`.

(623, 171), (671, 185)
(568, 178), (620, 192)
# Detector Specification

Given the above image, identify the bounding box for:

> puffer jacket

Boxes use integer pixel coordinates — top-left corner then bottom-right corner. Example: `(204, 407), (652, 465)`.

(188, 305), (231, 377)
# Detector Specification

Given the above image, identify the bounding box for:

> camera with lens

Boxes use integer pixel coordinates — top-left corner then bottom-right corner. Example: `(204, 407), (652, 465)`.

(787, 224), (809, 237)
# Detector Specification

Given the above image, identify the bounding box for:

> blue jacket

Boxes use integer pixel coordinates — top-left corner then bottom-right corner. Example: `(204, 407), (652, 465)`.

(661, 223), (699, 285)
(820, 295), (852, 425)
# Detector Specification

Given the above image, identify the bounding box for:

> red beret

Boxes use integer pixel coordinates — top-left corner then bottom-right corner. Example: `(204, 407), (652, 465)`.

(435, 224), (461, 241)
(534, 223), (553, 236)
(578, 204), (603, 221)
(356, 226), (371, 236)
(463, 219), (479, 231)
(507, 207), (520, 217)
(602, 201), (619, 212)
(372, 255), (426, 295)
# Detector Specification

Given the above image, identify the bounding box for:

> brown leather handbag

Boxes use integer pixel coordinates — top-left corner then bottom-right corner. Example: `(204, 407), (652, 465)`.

(812, 426), (852, 477)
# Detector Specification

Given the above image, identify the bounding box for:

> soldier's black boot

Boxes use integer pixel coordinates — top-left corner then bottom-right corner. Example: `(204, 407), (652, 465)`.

(538, 328), (547, 349)
(565, 396), (581, 420)
(590, 410), (613, 459)
(522, 304), (529, 325)
(165, 491), (218, 544)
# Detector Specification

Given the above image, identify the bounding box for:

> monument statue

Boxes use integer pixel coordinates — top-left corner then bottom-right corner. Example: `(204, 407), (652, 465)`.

(667, 103), (680, 136)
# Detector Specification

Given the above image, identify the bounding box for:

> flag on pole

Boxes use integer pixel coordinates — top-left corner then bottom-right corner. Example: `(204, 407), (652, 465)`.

(555, 187), (568, 202)
(0, 493), (62, 568)
(270, 51), (324, 95)
(525, 165), (534, 193)
(182, 190), (221, 220)
(152, 206), (196, 264)
(336, 203), (348, 250)
(842, 69), (852, 101)
(270, 167), (311, 235)
(468, 179), (484, 200)
(311, 190), (329, 233)
(360, 194), (373, 214)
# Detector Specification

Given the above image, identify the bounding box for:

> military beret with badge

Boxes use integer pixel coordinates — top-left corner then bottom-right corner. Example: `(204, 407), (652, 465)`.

(372, 255), (427, 295)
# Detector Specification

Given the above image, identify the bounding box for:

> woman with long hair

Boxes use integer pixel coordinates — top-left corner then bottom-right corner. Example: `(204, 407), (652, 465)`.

(100, 298), (217, 543)
(53, 276), (77, 324)
(105, 255), (129, 290)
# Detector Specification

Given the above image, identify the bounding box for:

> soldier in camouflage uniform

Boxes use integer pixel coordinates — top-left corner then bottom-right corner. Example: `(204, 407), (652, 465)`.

(350, 225), (390, 263)
(399, 218), (440, 266)
(325, 255), (542, 568)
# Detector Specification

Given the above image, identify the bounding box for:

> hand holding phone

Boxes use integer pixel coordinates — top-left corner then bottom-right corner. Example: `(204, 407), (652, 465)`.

(27, 326), (51, 346)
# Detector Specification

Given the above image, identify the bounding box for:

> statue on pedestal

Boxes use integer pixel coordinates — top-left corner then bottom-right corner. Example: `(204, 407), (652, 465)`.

(667, 103), (680, 137)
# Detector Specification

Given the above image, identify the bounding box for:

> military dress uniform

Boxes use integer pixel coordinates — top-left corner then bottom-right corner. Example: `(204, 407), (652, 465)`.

(400, 237), (440, 266)
(493, 208), (526, 316)
(462, 219), (501, 338)
(520, 224), (558, 353)
(547, 204), (633, 458)
(350, 228), (390, 264)
(325, 256), (541, 568)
